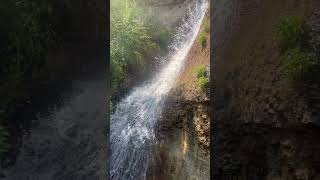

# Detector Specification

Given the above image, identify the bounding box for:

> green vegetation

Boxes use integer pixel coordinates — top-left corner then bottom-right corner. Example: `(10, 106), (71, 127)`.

(274, 16), (304, 51)
(274, 16), (317, 80)
(111, 0), (156, 89)
(283, 48), (315, 80)
(198, 76), (209, 90)
(195, 65), (207, 78)
(198, 15), (209, 48)
(195, 65), (209, 90)
(111, 0), (171, 90)
(199, 32), (207, 47)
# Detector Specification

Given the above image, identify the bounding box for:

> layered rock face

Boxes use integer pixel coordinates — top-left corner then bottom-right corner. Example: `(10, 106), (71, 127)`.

(146, 90), (210, 180)
(212, 0), (320, 179)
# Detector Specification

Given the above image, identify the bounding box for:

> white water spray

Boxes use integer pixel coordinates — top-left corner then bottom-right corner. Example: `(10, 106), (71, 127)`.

(110, 0), (208, 179)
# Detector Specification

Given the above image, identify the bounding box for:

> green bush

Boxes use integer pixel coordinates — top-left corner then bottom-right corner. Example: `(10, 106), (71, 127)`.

(111, 0), (163, 89)
(198, 32), (207, 47)
(195, 65), (207, 78)
(195, 65), (209, 90)
(283, 48), (315, 80)
(198, 76), (209, 90)
(274, 16), (304, 51)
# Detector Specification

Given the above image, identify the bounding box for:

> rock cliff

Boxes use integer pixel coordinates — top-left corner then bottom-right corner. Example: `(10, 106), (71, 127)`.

(212, 0), (320, 179)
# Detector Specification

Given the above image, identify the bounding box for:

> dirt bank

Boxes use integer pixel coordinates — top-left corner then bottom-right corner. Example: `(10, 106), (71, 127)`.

(213, 0), (320, 179)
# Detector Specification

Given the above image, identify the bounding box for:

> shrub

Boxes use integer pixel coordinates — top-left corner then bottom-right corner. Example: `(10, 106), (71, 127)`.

(111, 0), (159, 89)
(198, 32), (207, 47)
(283, 48), (315, 80)
(195, 65), (207, 78)
(274, 16), (304, 51)
(198, 76), (209, 90)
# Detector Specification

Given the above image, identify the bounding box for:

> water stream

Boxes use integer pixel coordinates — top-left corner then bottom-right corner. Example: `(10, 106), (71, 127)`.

(110, 1), (208, 179)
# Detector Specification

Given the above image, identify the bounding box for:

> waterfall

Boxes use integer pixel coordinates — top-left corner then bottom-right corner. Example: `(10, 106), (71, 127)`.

(110, 0), (208, 179)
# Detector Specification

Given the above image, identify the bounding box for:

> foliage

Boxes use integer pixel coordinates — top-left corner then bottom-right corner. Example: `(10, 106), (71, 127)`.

(197, 76), (209, 90)
(283, 48), (315, 80)
(195, 65), (207, 78)
(274, 16), (304, 51)
(274, 16), (318, 81)
(111, 0), (160, 89)
(199, 32), (207, 47)
(194, 65), (209, 90)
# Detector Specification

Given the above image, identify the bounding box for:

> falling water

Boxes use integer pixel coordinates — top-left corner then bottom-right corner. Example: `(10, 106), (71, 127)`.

(110, 0), (208, 179)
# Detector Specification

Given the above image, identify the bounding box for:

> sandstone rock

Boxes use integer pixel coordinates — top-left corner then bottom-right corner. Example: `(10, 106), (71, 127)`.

(202, 114), (208, 119)
(199, 136), (207, 143)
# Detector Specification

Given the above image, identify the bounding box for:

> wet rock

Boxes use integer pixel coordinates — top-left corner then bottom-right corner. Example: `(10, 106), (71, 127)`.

(268, 108), (276, 114)
(301, 112), (312, 124)
(202, 114), (208, 119)
(295, 168), (312, 180)
(278, 101), (289, 111)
